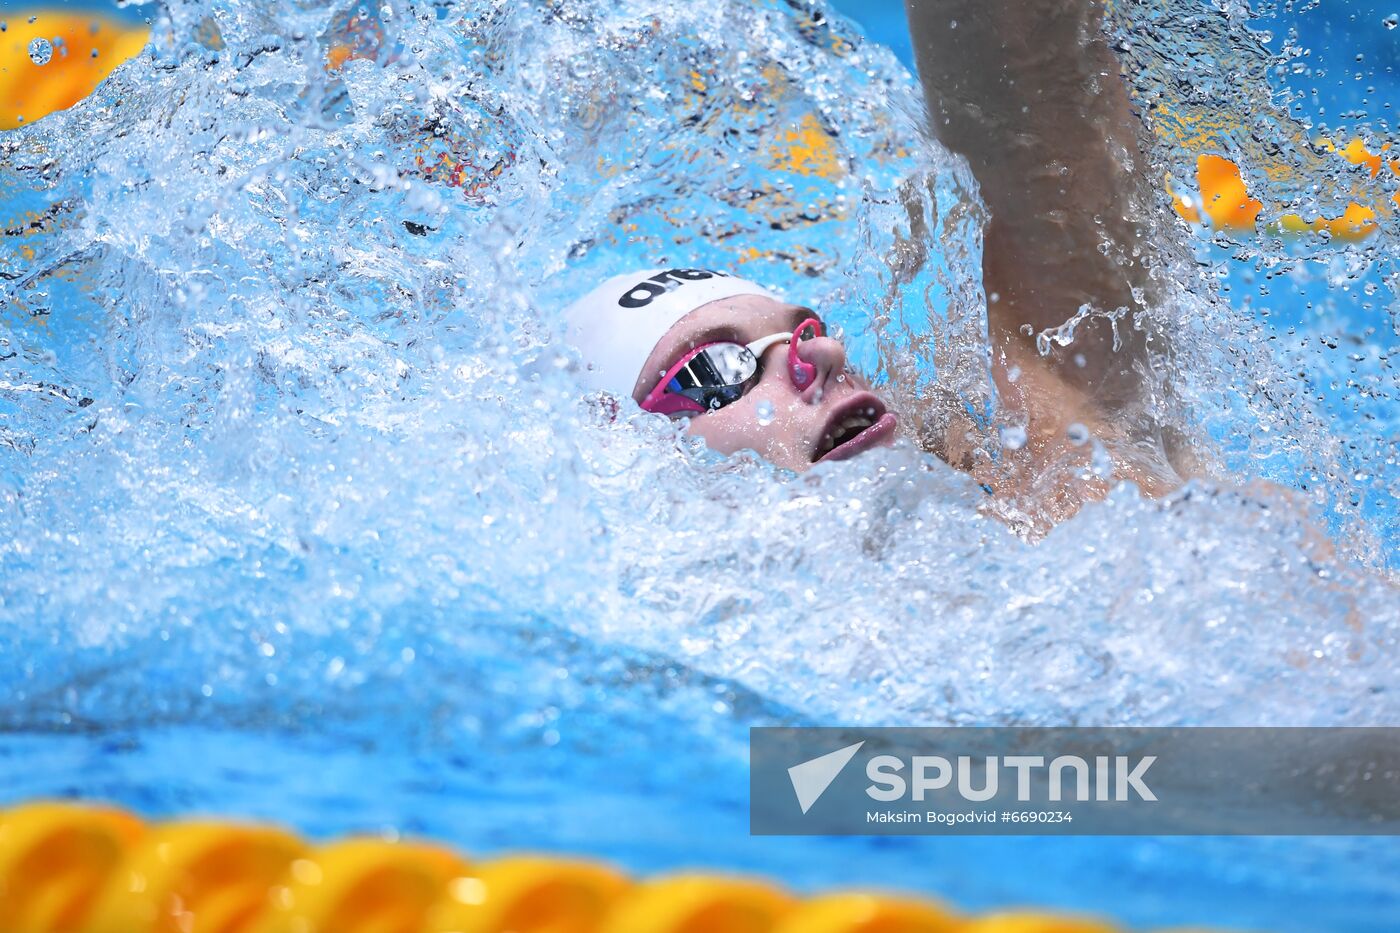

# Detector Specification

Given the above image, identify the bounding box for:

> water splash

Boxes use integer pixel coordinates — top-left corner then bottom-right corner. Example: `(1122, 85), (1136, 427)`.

(1, 1), (1397, 927)
(1105, 0), (1400, 560)
(0, 0), (1393, 743)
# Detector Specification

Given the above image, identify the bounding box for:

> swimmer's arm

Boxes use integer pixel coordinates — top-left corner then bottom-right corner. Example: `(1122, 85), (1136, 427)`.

(904, 0), (1157, 407)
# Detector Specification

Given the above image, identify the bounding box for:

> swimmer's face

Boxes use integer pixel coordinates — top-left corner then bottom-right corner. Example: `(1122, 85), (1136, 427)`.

(633, 295), (898, 471)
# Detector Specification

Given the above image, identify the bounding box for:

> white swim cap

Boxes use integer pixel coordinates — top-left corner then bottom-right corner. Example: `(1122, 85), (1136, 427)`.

(562, 267), (781, 397)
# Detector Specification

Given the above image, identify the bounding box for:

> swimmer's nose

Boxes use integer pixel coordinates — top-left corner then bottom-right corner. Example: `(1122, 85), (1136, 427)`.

(789, 333), (847, 403)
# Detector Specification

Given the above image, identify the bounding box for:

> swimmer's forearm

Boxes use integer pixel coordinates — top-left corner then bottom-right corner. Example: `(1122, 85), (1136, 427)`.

(905, 0), (1155, 394)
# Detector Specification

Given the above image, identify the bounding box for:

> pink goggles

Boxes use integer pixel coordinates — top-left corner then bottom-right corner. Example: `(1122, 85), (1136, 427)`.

(640, 318), (823, 416)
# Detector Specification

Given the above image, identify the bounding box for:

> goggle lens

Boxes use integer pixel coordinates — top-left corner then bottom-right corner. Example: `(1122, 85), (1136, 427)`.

(640, 317), (825, 416)
(667, 344), (758, 410)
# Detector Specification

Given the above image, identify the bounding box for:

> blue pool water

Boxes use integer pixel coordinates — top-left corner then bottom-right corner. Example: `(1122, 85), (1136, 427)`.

(1, 1), (1398, 931)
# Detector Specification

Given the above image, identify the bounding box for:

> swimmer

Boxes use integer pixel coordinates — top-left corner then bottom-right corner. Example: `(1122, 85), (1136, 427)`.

(564, 0), (1186, 523)
(565, 269), (899, 471)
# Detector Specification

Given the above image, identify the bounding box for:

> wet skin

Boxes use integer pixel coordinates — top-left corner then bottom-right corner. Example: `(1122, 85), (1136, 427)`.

(631, 294), (898, 471)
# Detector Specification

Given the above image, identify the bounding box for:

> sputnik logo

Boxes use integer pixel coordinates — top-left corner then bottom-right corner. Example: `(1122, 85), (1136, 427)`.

(787, 741), (864, 814)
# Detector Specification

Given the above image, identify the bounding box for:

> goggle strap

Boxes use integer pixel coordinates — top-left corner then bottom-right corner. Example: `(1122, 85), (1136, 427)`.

(744, 331), (795, 358)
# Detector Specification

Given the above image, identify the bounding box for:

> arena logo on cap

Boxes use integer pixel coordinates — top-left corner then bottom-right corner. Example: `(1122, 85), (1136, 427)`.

(618, 268), (733, 308)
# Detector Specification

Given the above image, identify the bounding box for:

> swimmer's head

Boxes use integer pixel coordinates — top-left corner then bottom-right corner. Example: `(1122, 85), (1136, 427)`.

(563, 267), (897, 471)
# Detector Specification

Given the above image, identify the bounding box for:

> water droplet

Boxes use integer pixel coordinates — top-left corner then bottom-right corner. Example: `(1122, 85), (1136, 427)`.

(1066, 422), (1090, 446)
(756, 400), (775, 425)
(1091, 443), (1114, 479)
(28, 38), (53, 66)
(998, 424), (1027, 451)
(1385, 13), (1398, 29)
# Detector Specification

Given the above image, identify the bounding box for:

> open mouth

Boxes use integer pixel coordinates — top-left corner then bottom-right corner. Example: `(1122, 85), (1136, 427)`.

(814, 393), (897, 463)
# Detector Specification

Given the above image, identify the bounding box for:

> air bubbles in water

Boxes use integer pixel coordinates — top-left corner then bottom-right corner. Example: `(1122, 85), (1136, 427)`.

(755, 400), (775, 426)
(28, 38), (53, 66)
(1385, 13), (1398, 29)
(998, 424), (1028, 451)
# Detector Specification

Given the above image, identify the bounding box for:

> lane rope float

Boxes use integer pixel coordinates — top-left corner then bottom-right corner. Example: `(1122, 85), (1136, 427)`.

(0, 801), (1248, 933)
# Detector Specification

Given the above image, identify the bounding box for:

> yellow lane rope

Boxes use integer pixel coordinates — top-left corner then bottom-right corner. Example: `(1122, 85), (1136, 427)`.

(0, 12), (149, 131)
(0, 800), (1236, 933)
(1170, 143), (1399, 240)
